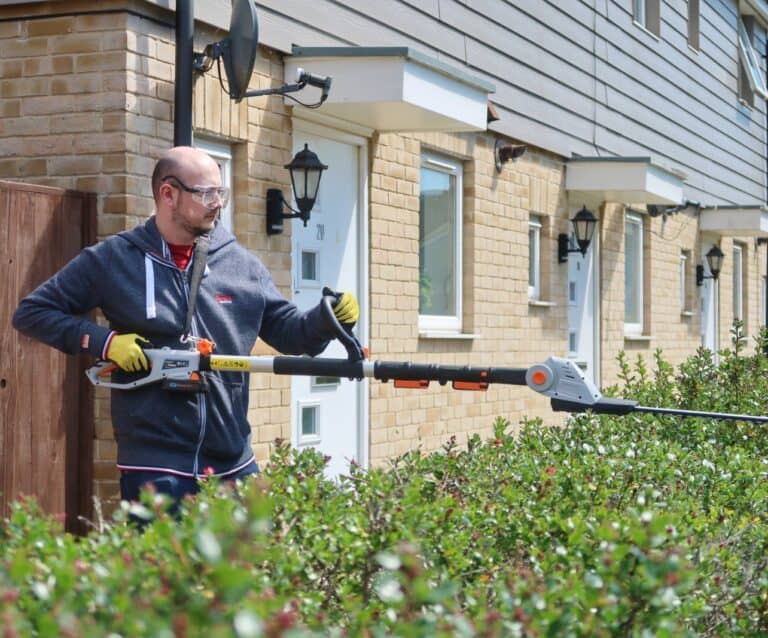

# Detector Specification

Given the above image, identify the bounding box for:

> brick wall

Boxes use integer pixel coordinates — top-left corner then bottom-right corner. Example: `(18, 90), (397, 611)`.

(3, 2), (767, 509)
(0, 5), (295, 507)
(367, 130), (570, 464)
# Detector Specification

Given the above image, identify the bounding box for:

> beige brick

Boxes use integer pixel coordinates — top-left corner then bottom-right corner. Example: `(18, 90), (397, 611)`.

(0, 77), (49, 97)
(26, 17), (76, 37)
(93, 461), (119, 481)
(0, 115), (50, 136)
(1, 60), (23, 79)
(73, 133), (125, 155)
(138, 96), (170, 119)
(22, 94), (75, 115)
(0, 100), (20, 118)
(145, 58), (173, 82)
(49, 33), (101, 55)
(50, 113), (102, 134)
(48, 156), (103, 176)
(76, 51), (125, 73)
(0, 37), (48, 58)
(156, 41), (174, 64)
(23, 55), (75, 76)
(50, 75), (100, 95)
(76, 14), (128, 32)
(103, 153), (128, 173)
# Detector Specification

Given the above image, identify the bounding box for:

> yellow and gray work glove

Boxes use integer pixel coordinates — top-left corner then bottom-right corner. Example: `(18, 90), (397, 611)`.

(106, 333), (152, 372)
(323, 287), (360, 329)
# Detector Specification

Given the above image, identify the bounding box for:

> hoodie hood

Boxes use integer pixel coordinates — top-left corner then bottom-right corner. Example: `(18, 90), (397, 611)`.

(117, 216), (237, 320)
(118, 215), (236, 258)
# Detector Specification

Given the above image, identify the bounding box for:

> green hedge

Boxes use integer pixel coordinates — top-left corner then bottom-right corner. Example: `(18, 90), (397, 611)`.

(2, 328), (768, 636)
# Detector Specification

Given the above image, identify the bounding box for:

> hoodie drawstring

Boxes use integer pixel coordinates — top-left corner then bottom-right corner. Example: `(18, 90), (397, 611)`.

(145, 254), (156, 319)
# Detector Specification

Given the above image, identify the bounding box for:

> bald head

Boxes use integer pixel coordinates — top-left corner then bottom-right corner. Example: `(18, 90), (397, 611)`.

(151, 146), (221, 203)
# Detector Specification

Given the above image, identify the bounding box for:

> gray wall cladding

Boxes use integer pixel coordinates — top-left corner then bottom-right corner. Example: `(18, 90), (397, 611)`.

(255, 0), (767, 206)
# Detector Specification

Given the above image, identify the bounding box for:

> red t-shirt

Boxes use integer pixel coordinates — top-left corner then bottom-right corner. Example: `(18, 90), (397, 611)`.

(168, 243), (194, 270)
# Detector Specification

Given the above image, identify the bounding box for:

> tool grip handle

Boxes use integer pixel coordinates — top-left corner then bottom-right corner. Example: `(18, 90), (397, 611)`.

(551, 397), (638, 414)
(321, 290), (365, 362)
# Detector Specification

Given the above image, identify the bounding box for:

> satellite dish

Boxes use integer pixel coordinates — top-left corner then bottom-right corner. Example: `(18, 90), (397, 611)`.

(195, 0), (330, 106)
(220, 0), (258, 102)
(196, 0), (258, 102)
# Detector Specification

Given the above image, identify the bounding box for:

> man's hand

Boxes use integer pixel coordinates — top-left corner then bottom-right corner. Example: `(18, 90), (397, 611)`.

(106, 333), (152, 372)
(323, 287), (359, 328)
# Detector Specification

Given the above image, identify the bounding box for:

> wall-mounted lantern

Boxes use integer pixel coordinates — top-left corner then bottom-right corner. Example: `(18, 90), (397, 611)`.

(558, 206), (598, 263)
(696, 244), (725, 286)
(494, 138), (527, 173)
(267, 144), (328, 235)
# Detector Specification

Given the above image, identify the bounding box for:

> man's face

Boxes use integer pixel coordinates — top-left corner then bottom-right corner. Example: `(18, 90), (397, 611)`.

(161, 158), (224, 239)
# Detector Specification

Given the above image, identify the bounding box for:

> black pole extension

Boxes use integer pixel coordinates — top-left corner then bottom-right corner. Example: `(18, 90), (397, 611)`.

(634, 405), (768, 425)
(174, 0), (194, 146)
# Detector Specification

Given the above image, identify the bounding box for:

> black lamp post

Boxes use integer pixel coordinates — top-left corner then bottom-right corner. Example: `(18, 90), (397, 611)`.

(696, 244), (725, 286)
(267, 144), (328, 235)
(558, 206), (598, 263)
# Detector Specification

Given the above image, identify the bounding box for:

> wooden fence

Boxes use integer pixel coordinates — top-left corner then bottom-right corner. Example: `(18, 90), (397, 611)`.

(0, 180), (96, 534)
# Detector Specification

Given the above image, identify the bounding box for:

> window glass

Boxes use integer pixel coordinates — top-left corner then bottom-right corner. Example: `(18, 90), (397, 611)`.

(624, 214), (644, 332)
(688, 0), (700, 50)
(195, 138), (233, 233)
(733, 245), (744, 321)
(738, 18), (768, 101)
(634, 0), (660, 35)
(419, 154), (463, 332)
(529, 216), (542, 299)
(680, 250), (691, 311)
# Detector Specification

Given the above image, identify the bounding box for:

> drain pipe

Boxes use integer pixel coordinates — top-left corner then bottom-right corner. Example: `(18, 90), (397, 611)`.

(174, 0), (194, 146)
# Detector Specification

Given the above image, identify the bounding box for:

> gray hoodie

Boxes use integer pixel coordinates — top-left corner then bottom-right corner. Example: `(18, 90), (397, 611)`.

(12, 216), (332, 477)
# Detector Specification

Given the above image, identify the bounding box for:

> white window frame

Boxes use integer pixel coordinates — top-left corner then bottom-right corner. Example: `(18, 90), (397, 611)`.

(633, 0), (660, 36)
(733, 244), (744, 322)
(688, 0), (700, 51)
(738, 18), (768, 100)
(195, 137), (233, 233)
(624, 212), (644, 335)
(418, 153), (463, 333)
(529, 215), (542, 300)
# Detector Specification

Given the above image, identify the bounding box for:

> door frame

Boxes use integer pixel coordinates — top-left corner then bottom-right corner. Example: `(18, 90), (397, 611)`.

(567, 211), (601, 386)
(291, 118), (370, 469)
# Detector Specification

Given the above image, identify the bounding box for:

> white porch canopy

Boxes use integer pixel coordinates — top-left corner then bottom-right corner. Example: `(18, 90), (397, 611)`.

(565, 157), (687, 206)
(284, 46), (495, 133)
(699, 205), (768, 237)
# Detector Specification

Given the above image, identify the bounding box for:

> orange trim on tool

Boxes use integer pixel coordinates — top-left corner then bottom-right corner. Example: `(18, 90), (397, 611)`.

(98, 364), (118, 377)
(190, 372), (201, 380)
(197, 339), (215, 355)
(531, 370), (548, 386)
(363, 347), (370, 359)
(394, 379), (430, 389)
(452, 381), (488, 391)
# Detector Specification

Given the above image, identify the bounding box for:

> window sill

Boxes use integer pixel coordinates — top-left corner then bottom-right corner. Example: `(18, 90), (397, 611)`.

(624, 334), (654, 342)
(418, 331), (479, 340)
(632, 20), (660, 41)
(528, 299), (557, 308)
(680, 310), (695, 317)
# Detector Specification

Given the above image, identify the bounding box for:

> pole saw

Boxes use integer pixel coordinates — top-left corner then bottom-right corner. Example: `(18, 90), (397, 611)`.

(86, 295), (768, 425)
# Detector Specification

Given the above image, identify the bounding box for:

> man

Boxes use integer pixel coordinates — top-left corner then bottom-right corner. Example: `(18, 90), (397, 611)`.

(13, 146), (358, 506)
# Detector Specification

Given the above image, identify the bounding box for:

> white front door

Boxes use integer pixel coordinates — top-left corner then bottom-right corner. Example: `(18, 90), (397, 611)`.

(567, 220), (599, 384)
(700, 241), (719, 353)
(290, 125), (366, 478)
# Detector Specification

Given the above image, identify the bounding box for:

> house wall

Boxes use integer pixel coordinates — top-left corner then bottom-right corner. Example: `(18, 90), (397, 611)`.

(367, 131), (569, 460)
(0, 3), (298, 505)
(250, 0), (767, 207)
(1, 1), (767, 509)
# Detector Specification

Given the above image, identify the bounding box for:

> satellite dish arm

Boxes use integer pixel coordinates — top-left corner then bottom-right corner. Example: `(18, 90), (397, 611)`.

(240, 68), (331, 104)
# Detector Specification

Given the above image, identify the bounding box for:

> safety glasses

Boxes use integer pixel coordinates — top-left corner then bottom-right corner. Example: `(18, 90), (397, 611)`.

(162, 175), (230, 209)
